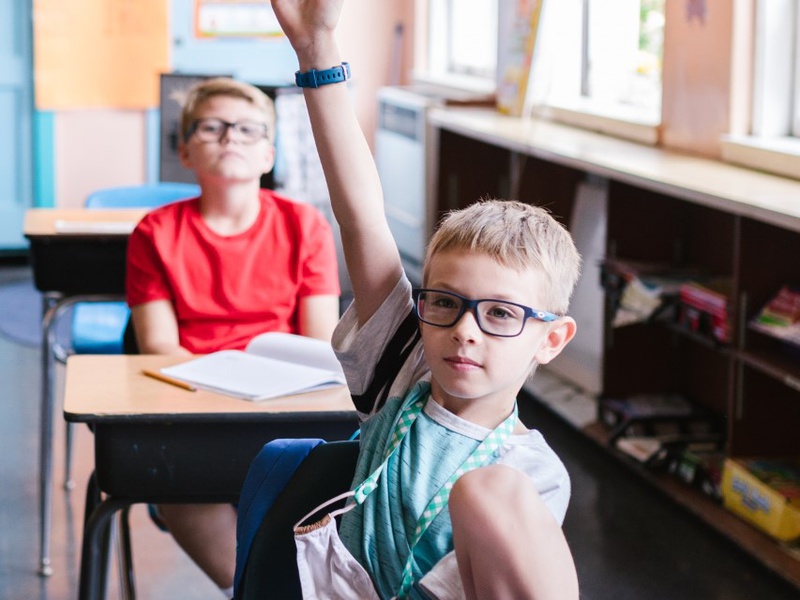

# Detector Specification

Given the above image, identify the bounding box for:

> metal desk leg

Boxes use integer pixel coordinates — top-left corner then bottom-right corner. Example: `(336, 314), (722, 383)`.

(38, 293), (63, 577)
(38, 293), (124, 577)
(78, 477), (130, 600)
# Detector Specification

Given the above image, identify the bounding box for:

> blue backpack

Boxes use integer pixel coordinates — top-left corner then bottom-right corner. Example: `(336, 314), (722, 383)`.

(233, 310), (420, 598)
(233, 437), (325, 592)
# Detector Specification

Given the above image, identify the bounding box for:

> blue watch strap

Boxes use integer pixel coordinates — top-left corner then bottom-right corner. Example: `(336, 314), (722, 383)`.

(295, 62), (351, 88)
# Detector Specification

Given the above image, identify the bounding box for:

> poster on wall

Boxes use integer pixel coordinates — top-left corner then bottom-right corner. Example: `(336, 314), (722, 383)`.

(495, 0), (544, 117)
(33, 0), (169, 109)
(195, 0), (284, 38)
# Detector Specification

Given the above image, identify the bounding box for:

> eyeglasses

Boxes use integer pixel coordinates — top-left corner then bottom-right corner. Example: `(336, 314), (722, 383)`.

(412, 288), (560, 338)
(185, 118), (269, 144)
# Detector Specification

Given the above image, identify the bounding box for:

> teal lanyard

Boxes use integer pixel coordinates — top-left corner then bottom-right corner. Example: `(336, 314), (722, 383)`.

(351, 385), (518, 598)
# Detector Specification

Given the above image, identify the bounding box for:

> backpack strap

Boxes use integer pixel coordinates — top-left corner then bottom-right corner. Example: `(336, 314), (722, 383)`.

(350, 309), (421, 414)
(233, 438), (325, 594)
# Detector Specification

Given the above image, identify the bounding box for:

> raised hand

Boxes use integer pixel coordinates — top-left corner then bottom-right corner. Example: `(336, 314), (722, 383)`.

(270, 0), (343, 59)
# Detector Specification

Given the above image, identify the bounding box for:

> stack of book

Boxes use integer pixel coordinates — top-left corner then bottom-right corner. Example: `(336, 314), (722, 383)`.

(599, 393), (723, 469)
(600, 258), (703, 328)
(678, 278), (734, 344)
(750, 285), (800, 348)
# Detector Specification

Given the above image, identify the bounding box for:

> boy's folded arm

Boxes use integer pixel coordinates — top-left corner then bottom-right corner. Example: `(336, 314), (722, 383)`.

(272, 0), (403, 326)
(130, 300), (191, 356)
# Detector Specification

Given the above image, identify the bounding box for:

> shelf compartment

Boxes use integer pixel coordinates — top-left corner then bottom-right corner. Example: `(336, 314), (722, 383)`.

(581, 416), (800, 589)
(730, 364), (800, 457)
(740, 330), (800, 386)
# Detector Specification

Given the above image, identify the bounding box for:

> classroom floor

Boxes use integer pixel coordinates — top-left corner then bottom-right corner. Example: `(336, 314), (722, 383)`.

(1, 263), (798, 600)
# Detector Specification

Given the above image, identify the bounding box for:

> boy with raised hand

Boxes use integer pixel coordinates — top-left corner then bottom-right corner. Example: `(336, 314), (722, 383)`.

(272, 1), (581, 598)
(125, 77), (340, 596)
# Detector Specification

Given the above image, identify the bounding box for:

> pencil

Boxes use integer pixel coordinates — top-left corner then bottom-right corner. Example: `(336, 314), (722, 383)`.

(141, 369), (197, 392)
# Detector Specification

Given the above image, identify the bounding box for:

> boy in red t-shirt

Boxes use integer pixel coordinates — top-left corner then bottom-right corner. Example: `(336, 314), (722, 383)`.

(125, 78), (340, 596)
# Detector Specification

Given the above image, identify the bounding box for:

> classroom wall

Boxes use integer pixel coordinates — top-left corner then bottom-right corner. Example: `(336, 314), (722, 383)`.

(50, 0), (414, 207)
(49, 1), (755, 204)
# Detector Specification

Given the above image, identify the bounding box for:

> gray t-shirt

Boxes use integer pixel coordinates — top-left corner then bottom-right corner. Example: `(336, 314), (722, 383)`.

(332, 275), (571, 600)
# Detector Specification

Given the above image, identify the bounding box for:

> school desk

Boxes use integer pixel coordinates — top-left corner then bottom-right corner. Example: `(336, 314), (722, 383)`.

(24, 207), (146, 577)
(63, 354), (357, 600)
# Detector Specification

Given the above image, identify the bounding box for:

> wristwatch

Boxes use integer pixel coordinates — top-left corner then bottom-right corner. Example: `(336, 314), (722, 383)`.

(295, 62), (351, 88)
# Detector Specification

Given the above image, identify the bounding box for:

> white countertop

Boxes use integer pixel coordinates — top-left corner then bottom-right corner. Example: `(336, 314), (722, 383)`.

(429, 107), (800, 233)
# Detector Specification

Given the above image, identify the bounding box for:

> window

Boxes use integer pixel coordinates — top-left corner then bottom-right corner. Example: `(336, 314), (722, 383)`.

(752, 0), (797, 137)
(419, 0), (498, 91)
(418, 0), (664, 137)
(722, 0), (800, 180)
(535, 0), (664, 128)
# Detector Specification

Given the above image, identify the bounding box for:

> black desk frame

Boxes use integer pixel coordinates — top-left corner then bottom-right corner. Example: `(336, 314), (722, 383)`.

(71, 412), (358, 600)
(29, 231), (131, 577)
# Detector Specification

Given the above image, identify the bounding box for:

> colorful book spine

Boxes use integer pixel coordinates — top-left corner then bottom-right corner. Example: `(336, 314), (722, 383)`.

(496, 0), (544, 117)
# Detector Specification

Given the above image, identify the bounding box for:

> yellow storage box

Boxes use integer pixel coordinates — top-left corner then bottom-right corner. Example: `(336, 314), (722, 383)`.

(721, 458), (800, 542)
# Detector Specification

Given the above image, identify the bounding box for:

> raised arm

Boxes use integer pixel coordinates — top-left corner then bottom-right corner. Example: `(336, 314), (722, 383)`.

(271, 0), (403, 325)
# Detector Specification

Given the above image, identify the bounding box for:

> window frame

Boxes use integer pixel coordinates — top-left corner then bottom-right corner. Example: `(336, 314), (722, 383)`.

(414, 0), (498, 93)
(414, 0), (663, 144)
(721, 0), (800, 180)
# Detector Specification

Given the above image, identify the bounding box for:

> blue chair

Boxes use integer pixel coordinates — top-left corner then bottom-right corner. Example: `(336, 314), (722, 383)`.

(68, 183), (201, 356)
(64, 182), (201, 484)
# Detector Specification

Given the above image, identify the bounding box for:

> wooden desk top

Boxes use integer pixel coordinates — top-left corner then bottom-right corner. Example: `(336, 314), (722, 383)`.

(64, 355), (355, 422)
(429, 107), (800, 234)
(23, 208), (148, 237)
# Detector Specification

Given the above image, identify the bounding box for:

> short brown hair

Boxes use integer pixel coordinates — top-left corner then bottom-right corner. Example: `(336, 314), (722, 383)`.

(424, 199), (582, 315)
(180, 77), (276, 143)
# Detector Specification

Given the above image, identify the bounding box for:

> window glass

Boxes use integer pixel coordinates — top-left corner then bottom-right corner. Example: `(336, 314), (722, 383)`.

(752, 0), (797, 137)
(584, 0), (663, 110)
(521, 0), (664, 125)
(422, 0), (664, 125)
(425, 0), (498, 86)
(449, 0), (498, 78)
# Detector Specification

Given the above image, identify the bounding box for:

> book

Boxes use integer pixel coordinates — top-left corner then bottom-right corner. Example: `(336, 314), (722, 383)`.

(54, 220), (138, 235)
(678, 278), (734, 343)
(496, 0), (544, 117)
(159, 332), (346, 402)
(749, 285), (800, 347)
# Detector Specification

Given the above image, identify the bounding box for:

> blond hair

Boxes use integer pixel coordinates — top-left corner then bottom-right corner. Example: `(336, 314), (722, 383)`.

(180, 78), (276, 143)
(424, 199), (582, 315)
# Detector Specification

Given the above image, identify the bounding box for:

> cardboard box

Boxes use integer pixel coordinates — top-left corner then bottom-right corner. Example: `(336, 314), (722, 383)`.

(721, 458), (800, 542)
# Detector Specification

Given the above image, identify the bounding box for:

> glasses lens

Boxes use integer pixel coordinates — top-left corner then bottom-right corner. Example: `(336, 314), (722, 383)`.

(417, 290), (463, 327)
(194, 119), (226, 142)
(191, 119), (268, 143)
(415, 289), (530, 337)
(476, 300), (525, 336)
(235, 121), (268, 142)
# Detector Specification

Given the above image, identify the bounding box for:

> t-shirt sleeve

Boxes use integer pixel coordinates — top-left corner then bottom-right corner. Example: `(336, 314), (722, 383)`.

(332, 275), (428, 415)
(125, 216), (173, 308)
(297, 209), (340, 298)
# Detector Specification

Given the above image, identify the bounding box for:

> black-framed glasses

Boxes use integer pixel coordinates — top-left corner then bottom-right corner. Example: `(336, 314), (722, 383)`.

(412, 288), (560, 338)
(185, 118), (269, 144)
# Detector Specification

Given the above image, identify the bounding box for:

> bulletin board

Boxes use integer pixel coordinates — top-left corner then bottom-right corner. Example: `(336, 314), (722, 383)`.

(33, 0), (169, 109)
(195, 0), (283, 38)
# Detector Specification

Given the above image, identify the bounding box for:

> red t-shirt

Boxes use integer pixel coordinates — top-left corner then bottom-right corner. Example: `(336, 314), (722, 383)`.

(126, 189), (340, 353)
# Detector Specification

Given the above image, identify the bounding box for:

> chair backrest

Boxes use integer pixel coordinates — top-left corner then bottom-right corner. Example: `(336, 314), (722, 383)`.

(84, 182), (201, 209)
(71, 182), (201, 355)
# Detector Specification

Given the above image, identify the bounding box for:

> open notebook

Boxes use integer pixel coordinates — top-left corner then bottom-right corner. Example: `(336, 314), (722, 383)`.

(159, 332), (346, 401)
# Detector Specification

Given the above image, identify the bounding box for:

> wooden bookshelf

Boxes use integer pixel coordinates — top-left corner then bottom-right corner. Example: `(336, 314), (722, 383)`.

(429, 106), (800, 589)
(581, 420), (800, 588)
